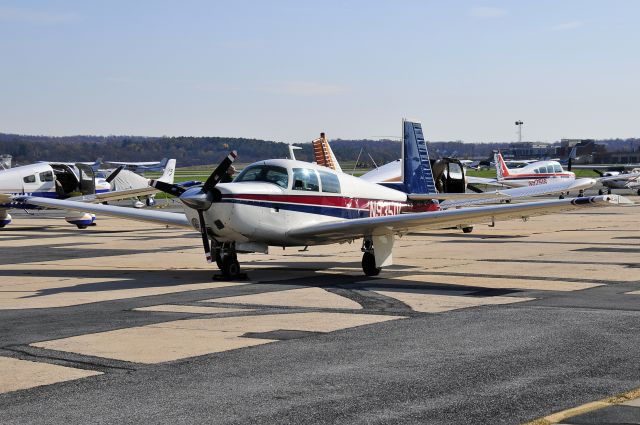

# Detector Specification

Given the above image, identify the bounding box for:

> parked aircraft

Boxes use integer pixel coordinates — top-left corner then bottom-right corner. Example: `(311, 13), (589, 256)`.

(8, 121), (629, 278)
(0, 159), (175, 228)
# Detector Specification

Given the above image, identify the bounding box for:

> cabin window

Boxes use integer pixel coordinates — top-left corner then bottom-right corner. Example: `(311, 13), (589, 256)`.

(318, 170), (341, 193)
(39, 171), (54, 182)
(553, 164), (562, 173)
(23, 175), (36, 183)
(292, 168), (319, 191)
(234, 165), (289, 188)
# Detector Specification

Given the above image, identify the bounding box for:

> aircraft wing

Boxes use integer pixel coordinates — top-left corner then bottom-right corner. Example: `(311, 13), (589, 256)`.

(287, 195), (631, 243)
(597, 172), (640, 183)
(465, 175), (505, 187)
(438, 178), (597, 208)
(67, 187), (159, 204)
(16, 196), (191, 228)
(106, 161), (161, 166)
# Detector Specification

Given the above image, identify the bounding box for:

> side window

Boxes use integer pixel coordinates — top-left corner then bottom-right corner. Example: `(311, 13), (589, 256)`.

(554, 164), (562, 173)
(23, 175), (36, 183)
(318, 170), (341, 193)
(534, 168), (540, 174)
(292, 168), (319, 191)
(40, 171), (54, 182)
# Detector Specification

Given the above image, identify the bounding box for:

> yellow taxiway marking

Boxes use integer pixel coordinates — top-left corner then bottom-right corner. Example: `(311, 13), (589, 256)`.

(0, 357), (102, 394)
(32, 312), (402, 364)
(363, 274), (600, 292)
(369, 289), (533, 313)
(522, 386), (640, 425)
(133, 305), (253, 314)
(202, 287), (363, 310)
(0, 277), (245, 310)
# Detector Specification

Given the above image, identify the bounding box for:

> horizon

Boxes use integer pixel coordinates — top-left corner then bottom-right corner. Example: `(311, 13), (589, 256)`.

(1, 1), (639, 142)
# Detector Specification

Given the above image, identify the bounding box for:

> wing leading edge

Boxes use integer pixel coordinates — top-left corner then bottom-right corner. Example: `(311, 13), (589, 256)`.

(17, 196), (191, 228)
(286, 195), (631, 243)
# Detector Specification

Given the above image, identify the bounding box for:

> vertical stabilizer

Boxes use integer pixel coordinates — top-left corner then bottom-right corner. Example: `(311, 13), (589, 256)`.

(159, 159), (176, 183)
(494, 151), (510, 180)
(402, 120), (436, 194)
(312, 133), (342, 173)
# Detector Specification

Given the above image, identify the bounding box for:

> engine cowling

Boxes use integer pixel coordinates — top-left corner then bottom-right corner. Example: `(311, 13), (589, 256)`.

(0, 211), (12, 228)
(65, 212), (96, 229)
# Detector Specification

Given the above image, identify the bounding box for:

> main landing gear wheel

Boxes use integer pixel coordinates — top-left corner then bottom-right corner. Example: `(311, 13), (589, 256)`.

(598, 189), (604, 195)
(558, 194), (565, 199)
(362, 252), (381, 277)
(220, 255), (241, 278)
(462, 226), (473, 233)
(607, 188), (612, 195)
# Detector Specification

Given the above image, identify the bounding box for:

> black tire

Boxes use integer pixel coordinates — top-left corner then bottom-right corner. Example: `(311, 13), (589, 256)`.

(221, 256), (241, 278)
(607, 188), (612, 195)
(462, 226), (473, 234)
(362, 252), (381, 276)
(559, 194), (565, 199)
(637, 189), (640, 196)
(598, 189), (604, 195)
(76, 225), (87, 229)
(215, 251), (223, 270)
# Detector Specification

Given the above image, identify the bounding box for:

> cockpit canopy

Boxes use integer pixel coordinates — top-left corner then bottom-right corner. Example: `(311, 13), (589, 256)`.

(234, 164), (341, 193)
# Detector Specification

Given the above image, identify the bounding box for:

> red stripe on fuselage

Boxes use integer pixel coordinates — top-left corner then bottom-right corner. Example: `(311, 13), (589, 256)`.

(222, 193), (439, 213)
(502, 173), (573, 179)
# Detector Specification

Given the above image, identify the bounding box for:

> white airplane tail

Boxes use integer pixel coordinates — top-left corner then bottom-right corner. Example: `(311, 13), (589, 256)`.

(494, 151), (511, 180)
(158, 159), (176, 183)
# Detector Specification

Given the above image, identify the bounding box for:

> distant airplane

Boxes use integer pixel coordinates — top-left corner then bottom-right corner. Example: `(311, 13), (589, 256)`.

(8, 120), (630, 278)
(492, 152), (576, 188)
(0, 160), (175, 228)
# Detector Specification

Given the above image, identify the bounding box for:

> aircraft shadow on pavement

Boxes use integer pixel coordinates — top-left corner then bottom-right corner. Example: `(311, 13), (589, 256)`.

(0, 269), (224, 298)
(0, 244), (196, 266)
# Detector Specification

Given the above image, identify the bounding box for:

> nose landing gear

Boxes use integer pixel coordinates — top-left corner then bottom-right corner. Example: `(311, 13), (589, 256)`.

(213, 242), (243, 279)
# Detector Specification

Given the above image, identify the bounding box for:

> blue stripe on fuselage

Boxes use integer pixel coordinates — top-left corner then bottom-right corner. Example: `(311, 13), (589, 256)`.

(221, 199), (370, 219)
(1, 191), (60, 209)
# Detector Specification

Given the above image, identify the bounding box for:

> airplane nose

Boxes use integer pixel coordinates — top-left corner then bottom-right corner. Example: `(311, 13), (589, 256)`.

(179, 187), (213, 210)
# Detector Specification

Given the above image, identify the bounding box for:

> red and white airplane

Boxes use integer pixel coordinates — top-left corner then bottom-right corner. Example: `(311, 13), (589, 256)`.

(493, 152), (576, 188)
(4, 121), (629, 277)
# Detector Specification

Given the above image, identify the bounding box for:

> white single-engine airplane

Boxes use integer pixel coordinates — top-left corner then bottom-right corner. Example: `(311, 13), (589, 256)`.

(0, 159), (175, 228)
(7, 121), (630, 277)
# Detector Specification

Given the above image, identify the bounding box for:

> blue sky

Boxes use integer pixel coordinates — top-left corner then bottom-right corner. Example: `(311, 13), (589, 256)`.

(0, 1), (638, 143)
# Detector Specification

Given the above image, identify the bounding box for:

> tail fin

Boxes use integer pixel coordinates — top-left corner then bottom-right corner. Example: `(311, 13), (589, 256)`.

(158, 159), (176, 183)
(312, 133), (342, 173)
(402, 119), (436, 194)
(567, 146), (577, 171)
(494, 151), (510, 180)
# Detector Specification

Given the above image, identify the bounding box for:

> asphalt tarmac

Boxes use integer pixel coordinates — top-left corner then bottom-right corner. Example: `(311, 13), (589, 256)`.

(0, 195), (639, 424)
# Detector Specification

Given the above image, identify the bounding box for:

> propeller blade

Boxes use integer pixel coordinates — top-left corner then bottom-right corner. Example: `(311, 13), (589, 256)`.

(203, 150), (237, 193)
(105, 166), (124, 183)
(150, 179), (187, 196)
(197, 209), (212, 263)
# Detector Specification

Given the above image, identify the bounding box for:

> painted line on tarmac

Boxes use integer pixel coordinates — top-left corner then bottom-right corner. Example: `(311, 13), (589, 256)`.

(521, 386), (640, 425)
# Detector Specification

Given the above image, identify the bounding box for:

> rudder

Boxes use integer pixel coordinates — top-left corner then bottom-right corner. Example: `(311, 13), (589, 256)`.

(402, 120), (437, 194)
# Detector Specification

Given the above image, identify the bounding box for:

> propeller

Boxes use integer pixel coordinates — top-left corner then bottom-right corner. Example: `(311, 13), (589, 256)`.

(150, 150), (237, 263)
(105, 166), (124, 183)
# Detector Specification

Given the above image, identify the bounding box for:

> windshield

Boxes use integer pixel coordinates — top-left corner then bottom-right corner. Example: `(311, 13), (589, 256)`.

(234, 165), (289, 188)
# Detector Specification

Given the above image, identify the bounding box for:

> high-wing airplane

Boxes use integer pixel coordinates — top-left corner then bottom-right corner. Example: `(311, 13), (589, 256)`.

(0, 159), (175, 228)
(8, 121), (630, 278)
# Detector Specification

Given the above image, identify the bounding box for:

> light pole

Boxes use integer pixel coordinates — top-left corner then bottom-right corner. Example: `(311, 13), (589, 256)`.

(515, 121), (523, 143)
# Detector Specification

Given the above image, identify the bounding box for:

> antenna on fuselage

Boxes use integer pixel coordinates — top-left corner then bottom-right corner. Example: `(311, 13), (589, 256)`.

(288, 145), (302, 161)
